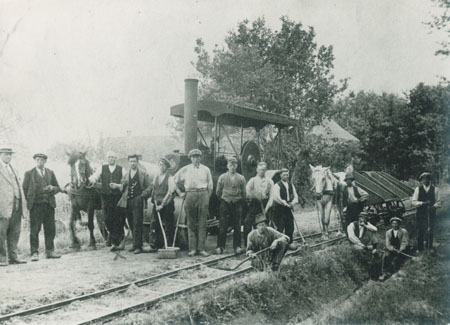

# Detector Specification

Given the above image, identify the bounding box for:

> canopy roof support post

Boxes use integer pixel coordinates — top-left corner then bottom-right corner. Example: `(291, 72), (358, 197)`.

(240, 123), (243, 154)
(220, 123), (239, 157)
(213, 117), (217, 172)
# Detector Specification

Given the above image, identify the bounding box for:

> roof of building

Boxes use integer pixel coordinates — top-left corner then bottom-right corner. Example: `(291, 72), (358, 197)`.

(310, 118), (359, 142)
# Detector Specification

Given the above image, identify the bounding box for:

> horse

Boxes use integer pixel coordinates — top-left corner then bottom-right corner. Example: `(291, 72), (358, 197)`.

(64, 151), (106, 250)
(310, 164), (345, 238)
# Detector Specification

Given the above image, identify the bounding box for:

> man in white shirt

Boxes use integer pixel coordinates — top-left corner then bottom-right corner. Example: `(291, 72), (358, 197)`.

(411, 172), (441, 252)
(0, 147), (27, 266)
(174, 149), (213, 257)
(347, 213), (378, 253)
(272, 169), (299, 249)
(244, 162), (274, 247)
(343, 172), (369, 230)
(89, 151), (124, 251)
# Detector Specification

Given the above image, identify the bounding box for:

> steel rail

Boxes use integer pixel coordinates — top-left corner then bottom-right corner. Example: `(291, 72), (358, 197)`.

(0, 230), (330, 322)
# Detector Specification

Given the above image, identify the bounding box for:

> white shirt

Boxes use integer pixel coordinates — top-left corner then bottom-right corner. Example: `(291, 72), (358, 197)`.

(272, 181), (299, 206)
(347, 183), (369, 203)
(411, 184), (441, 208)
(393, 229), (398, 238)
(174, 163), (213, 194)
(347, 221), (377, 246)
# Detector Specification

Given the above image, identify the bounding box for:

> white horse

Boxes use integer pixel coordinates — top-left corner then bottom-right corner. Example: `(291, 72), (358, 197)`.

(310, 164), (346, 238)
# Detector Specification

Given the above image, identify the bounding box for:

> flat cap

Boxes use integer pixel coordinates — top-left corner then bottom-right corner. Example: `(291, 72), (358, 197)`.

(159, 157), (171, 168)
(188, 149), (202, 158)
(0, 147), (14, 154)
(390, 217), (402, 224)
(280, 168), (289, 173)
(33, 153), (48, 160)
(419, 172), (431, 180)
(253, 213), (267, 226)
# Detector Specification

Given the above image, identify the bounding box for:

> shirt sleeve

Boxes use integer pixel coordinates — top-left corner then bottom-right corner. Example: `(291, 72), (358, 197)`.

(173, 166), (186, 186)
(400, 229), (409, 251)
(216, 174), (224, 199)
(385, 230), (394, 251)
(411, 187), (421, 206)
(241, 175), (246, 200)
(358, 186), (369, 201)
(291, 185), (299, 205)
(434, 187), (441, 207)
(347, 223), (363, 246)
(88, 166), (102, 184)
(268, 227), (289, 242)
(168, 175), (176, 194)
(365, 222), (377, 232)
(246, 233), (256, 252)
(272, 183), (286, 206)
(266, 179), (275, 208)
(206, 167), (213, 195)
(246, 178), (255, 200)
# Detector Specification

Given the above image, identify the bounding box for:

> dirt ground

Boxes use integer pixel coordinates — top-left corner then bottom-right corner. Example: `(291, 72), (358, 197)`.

(0, 205), (336, 317)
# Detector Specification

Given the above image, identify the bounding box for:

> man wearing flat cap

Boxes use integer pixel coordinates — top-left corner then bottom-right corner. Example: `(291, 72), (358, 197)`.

(89, 151), (124, 251)
(379, 217), (410, 279)
(246, 213), (289, 271)
(347, 212), (378, 253)
(271, 168), (299, 249)
(174, 149), (213, 257)
(115, 154), (153, 254)
(151, 157), (181, 249)
(23, 153), (61, 261)
(215, 156), (246, 255)
(343, 172), (369, 231)
(412, 172), (441, 252)
(0, 147), (27, 266)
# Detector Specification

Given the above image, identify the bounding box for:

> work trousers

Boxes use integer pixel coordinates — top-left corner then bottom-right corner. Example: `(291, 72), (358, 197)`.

(101, 194), (123, 246)
(417, 208), (435, 251)
(382, 250), (408, 274)
(272, 205), (294, 243)
(345, 202), (363, 230)
(152, 201), (175, 249)
(217, 199), (243, 250)
(126, 195), (144, 249)
(0, 199), (22, 262)
(251, 241), (288, 271)
(184, 190), (209, 251)
(30, 203), (55, 255)
(243, 199), (268, 247)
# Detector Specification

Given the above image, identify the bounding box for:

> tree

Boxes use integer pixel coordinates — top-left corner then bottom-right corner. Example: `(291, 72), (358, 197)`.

(427, 0), (450, 56)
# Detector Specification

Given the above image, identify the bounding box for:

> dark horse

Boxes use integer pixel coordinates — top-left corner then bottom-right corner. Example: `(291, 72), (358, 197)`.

(64, 151), (106, 249)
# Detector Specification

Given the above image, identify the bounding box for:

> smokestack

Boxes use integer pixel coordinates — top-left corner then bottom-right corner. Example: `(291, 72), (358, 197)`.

(184, 78), (199, 154)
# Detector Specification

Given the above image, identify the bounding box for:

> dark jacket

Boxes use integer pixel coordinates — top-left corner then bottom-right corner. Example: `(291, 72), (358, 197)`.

(117, 168), (152, 208)
(23, 167), (60, 210)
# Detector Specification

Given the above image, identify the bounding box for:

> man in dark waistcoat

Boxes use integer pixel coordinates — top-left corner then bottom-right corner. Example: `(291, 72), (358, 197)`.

(379, 217), (410, 280)
(151, 157), (177, 249)
(23, 153), (61, 261)
(271, 169), (299, 250)
(215, 156), (246, 255)
(343, 172), (369, 230)
(89, 151), (124, 251)
(115, 154), (152, 254)
(412, 172), (441, 252)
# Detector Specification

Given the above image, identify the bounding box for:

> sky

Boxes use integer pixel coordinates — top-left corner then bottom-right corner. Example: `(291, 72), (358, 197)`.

(0, 0), (448, 155)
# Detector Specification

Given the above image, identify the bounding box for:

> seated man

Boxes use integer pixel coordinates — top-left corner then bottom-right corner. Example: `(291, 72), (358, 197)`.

(379, 217), (410, 280)
(246, 213), (289, 271)
(347, 212), (378, 254)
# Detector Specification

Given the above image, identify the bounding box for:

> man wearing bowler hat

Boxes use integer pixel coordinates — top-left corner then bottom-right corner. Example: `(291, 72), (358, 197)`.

(412, 172), (441, 252)
(23, 153), (61, 261)
(0, 146), (27, 266)
(174, 149), (213, 257)
(246, 213), (289, 271)
(343, 172), (369, 230)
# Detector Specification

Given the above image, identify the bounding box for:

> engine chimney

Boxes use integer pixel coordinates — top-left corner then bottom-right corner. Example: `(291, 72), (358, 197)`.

(184, 78), (199, 154)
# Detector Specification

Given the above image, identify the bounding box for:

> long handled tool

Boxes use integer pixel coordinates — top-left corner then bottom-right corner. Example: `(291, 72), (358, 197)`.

(171, 197), (185, 248)
(156, 210), (180, 259)
(259, 199), (274, 227)
(216, 246), (271, 271)
(292, 204), (308, 250)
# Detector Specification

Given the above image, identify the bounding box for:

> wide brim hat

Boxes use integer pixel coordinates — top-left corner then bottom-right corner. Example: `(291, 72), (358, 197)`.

(254, 213), (267, 226)
(390, 217), (402, 224)
(188, 149), (202, 158)
(0, 147), (14, 154)
(33, 153), (48, 160)
(159, 157), (171, 168)
(419, 172), (431, 180)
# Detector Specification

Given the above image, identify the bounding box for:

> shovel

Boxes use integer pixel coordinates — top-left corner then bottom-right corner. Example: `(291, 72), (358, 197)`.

(156, 210), (180, 259)
(216, 246), (272, 271)
(292, 204), (308, 250)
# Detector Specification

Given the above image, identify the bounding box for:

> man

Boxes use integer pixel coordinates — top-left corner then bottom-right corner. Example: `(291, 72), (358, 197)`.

(246, 213), (289, 271)
(244, 162), (274, 247)
(412, 172), (441, 252)
(174, 149), (213, 257)
(0, 146), (27, 266)
(215, 156), (246, 255)
(151, 157), (178, 249)
(347, 212), (378, 253)
(343, 172), (369, 230)
(114, 154), (152, 254)
(23, 153), (61, 261)
(272, 168), (299, 250)
(89, 151), (125, 251)
(379, 217), (410, 279)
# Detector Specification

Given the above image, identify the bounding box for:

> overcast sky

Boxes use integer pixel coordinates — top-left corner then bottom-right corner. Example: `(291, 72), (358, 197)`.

(0, 0), (448, 154)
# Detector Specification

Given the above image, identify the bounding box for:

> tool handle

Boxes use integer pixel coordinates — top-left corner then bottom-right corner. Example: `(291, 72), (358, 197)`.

(172, 197), (185, 247)
(157, 211), (169, 249)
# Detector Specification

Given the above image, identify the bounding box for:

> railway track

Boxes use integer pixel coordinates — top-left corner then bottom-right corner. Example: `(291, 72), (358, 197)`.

(0, 229), (340, 325)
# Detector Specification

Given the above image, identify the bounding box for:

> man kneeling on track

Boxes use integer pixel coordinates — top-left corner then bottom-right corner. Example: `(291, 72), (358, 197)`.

(246, 213), (289, 271)
(347, 212), (378, 253)
(379, 217), (411, 280)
